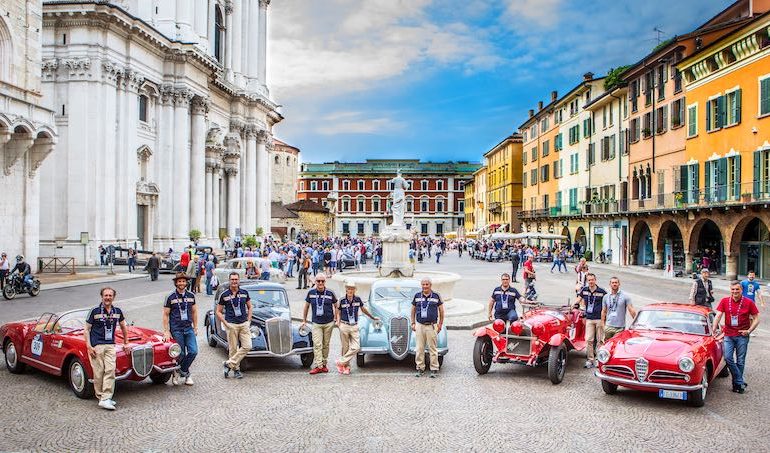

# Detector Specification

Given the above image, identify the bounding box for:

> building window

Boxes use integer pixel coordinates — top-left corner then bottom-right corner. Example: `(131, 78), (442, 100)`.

(436, 180), (444, 191)
(287, 156), (291, 165)
(342, 223), (350, 235)
(540, 164), (549, 183)
(274, 155), (280, 165)
(761, 76), (770, 116)
(406, 223), (412, 231)
(706, 95), (724, 132)
(407, 196), (414, 212)
(420, 197), (429, 212)
(342, 197), (350, 212)
(214, 6), (225, 63)
(357, 223), (365, 235)
(568, 188), (578, 209)
(310, 181), (317, 191)
(554, 133), (562, 151)
(569, 154), (579, 175)
(372, 222), (380, 235)
(421, 180), (428, 191)
(568, 125), (580, 144)
(530, 169), (537, 186)
(342, 180), (350, 190)
(725, 88), (742, 126)
(458, 200), (464, 211)
(139, 95), (148, 122)
(372, 180), (380, 191)
(530, 147), (537, 162)
(372, 196), (380, 212)
(755, 149), (770, 194)
(629, 118), (640, 142)
(458, 181), (465, 190)
(322, 180), (329, 191)
(655, 106), (668, 134)
(687, 103), (698, 137)
(300, 181), (305, 191)
(436, 223), (444, 235)
(357, 180), (365, 191)
(671, 98), (685, 128)
(436, 197), (445, 212)
(542, 140), (550, 157)
(542, 194), (549, 210)
(642, 112), (652, 138)
(421, 223), (428, 235)
(357, 197), (365, 212)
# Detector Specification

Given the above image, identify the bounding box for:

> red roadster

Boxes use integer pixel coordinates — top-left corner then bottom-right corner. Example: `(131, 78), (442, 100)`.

(595, 303), (728, 407)
(1, 309), (181, 399)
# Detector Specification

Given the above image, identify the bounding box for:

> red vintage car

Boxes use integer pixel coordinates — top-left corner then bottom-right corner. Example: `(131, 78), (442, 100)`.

(473, 303), (587, 384)
(595, 303), (728, 407)
(1, 309), (181, 399)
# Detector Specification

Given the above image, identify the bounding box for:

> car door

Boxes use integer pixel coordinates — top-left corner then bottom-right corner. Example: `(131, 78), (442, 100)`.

(707, 312), (725, 376)
(21, 313), (56, 372)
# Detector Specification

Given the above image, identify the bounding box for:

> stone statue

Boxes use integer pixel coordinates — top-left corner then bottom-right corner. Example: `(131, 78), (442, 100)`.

(387, 169), (410, 227)
(326, 191), (339, 215)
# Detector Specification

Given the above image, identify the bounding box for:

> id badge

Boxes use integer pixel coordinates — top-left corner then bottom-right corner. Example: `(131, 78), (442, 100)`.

(587, 302), (594, 313)
(502, 300), (509, 310)
(317, 303), (324, 317)
(730, 315), (739, 326)
(104, 325), (113, 341)
(180, 305), (189, 321)
(233, 303), (242, 317)
(421, 307), (428, 319)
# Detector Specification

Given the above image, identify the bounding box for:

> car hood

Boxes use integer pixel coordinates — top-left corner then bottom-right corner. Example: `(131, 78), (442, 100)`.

(370, 300), (412, 320)
(609, 329), (704, 359)
(252, 305), (291, 322)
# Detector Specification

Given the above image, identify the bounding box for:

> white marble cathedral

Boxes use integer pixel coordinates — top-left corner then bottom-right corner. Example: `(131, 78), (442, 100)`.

(37, 0), (280, 263)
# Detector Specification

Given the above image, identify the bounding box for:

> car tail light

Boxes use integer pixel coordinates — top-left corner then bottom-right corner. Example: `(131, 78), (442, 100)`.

(492, 319), (505, 333)
(509, 321), (523, 335)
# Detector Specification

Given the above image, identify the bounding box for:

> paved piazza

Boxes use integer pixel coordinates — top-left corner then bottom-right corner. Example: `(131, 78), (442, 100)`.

(1, 256), (768, 452)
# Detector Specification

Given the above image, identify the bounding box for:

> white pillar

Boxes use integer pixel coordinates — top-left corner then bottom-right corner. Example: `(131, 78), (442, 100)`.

(195, 0), (208, 46)
(258, 0), (269, 87)
(247, 0), (260, 88)
(244, 127), (257, 234)
(158, 87), (175, 241)
(190, 96), (208, 235)
(124, 72), (142, 245)
(176, 0), (195, 42)
(212, 166), (221, 239)
(256, 131), (270, 234)
(205, 165), (214, 238)
(239, 0), (250, 87)
(231, 0), (242, 85)
(173, 89), (192, 242)
(225, 1), (234, 81)
(226, 167), (240, 236)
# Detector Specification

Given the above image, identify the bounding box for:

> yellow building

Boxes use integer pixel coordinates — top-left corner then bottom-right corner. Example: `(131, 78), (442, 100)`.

(473, 166), (488, 233)
(483, 134), (524, 232)
(463, 179), (476, 235)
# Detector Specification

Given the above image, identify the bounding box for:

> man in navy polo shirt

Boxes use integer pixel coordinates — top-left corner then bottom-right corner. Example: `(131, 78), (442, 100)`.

(216, 272), (252, 379)
(84, 287), (129, 411)
(335, 281), (378, 375)
(301, 275), (337, 375)
(163, 272), (198, 386)
(411, 277), (444, 378)
(487, 273), (526, 323)
(575, 273), (607, 369)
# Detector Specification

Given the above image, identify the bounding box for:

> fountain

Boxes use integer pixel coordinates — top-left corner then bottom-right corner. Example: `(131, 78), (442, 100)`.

(330, 170), (468, 307)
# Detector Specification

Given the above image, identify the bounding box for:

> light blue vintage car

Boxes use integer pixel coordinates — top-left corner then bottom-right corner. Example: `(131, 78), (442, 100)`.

(356, 279), (449, 367)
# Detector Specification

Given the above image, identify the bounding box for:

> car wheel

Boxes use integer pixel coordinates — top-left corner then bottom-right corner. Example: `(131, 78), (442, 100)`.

(473, 337), (493, 375)
(206, 323), (218, 347)
(356, 354), (365, 368)
(4, 339), (26, 374)
(29, 282), (40, 297)
(687, 370), (708, 407)
(2, 285), (16, 300)
(300, 352), (314, 368)
(547, 343), (567, 384)
(149, 370), (172, 385)
(601, 379), (618, 395)
(68, 357), (95, 399)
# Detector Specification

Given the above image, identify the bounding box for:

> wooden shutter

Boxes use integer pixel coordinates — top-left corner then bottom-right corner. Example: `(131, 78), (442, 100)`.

(706, 101), (712, 131)
(733, 155), (741, 200)
(762, 78), (770, 115)
(692, 162), (699, 203)
(717, 95), (726, 128)
(717, 157), (728, 201)
(754, 150), (761, 196)
(735, 89), (742, 124)
(704, 160), (712, 202)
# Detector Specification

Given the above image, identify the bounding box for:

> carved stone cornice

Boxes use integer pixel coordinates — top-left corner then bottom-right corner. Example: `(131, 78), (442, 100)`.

(224, 0), (234, 14)
(159, 84), (175, 105)
(124, 69), (145, 91)
(191, 95), (210, 115)
(137, 145), (152, 162)
(102, 59), (124, 83)
(172, 87), (195, 106)
(243, 124), (259, 139)
(265, 137), (275, 152)
(62, 58), (92, 76)
(28, 137), (56, 178)
(229, 119), (245, 134)
(256, 129), (269, 145)
(136, 177), (160, 206)
(41, 59), (58, 79)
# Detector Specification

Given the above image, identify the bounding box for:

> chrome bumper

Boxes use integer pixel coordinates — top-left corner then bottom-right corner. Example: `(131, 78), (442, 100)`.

(245, 347), (313, 358)
(359, 347), (449, 355)
(595, 371), (703, 391)
(89, 364), (179, 383)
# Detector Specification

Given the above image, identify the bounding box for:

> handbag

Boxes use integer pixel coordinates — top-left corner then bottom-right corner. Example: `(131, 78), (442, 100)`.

(210, 274), (219, 289)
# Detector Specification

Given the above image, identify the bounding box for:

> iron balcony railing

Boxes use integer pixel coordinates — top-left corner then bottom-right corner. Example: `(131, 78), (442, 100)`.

(628, 182), (770, 212)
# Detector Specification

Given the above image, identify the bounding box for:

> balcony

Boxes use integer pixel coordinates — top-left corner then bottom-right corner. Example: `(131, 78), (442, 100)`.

(489, 201), (502, 213)
(518, 208), (549, 219)
(583, 200), (621, 215)
(628, 182), (770, 213)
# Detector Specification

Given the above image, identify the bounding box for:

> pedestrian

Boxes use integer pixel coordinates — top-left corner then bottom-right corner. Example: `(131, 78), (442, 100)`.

(601, 277), (635, 341)
(434, 243), (442, 264)
(741, 271), (764, 307)
(323, 247), (333, 275)
(259, 255), (271, 280)
(354, 247), (362, 270)
(487, 273), (526, 323)
(522, 255), (536, 289)
(301, 274), (337, 375)
(127, 248), (136, 273)
(179, 248), (191, 271)
(216, 272), (252, 379)
(286, 248), (295, 278)
(550, 250), (561, 273)
(575, 259), (589, 294)
(575, 273), (607, 368)
(297, 253), (310, 289)
(146, 251), (160, 281)
(689, 268), (714, 308)
(185, 255), (198, 293)
(204, 256), (216, 296)
(511, 249), (520, 282)
(163, 273), (198, 385)
(411, 277), (444, 378)
(194, 255), (204, 293)
(84, 287), (129, 410)
(558, 248), (568, 272)
(712, 281), (761, 393)
(335, 281), (378, 375)
(0, 252), (8, 290)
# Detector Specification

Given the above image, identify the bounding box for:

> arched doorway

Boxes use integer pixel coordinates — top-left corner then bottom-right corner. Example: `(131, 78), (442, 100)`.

(658, 220), (684, 272)
(735, 217), (770, 278)
(574, 227), (587, 256)
(692, 219), (724, 274)
(632, 221), (653, 265)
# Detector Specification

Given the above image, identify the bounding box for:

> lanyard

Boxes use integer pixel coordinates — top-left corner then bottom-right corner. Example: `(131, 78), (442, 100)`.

(609, 292), (619, 311)
(728, 297), (743, 316)
(100, 304), (113, 326)
(344, 296), (357, 323)
(499, 287), (510, 307)
(420, 294), (432, 312)
(230, 291), (243, 310)
(175, 291), (188, 311)
(315, 290), (326, 312)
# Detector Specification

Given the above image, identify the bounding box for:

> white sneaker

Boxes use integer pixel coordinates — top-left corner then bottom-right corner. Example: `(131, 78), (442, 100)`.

(185, 376), (194, 386)
(98, 400), (116, 411)
(171, 371), (180, 386)
(107, 399), (117, 406)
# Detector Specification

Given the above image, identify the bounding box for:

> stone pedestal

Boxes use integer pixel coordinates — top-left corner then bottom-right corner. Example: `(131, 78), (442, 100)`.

(378, 225), (415, 277)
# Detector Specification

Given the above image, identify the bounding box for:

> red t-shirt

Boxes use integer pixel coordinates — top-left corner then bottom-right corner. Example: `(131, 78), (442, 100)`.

(180, 252), (190, 268)
(716, 296), (758, 337)
(523, 261), (535, 279)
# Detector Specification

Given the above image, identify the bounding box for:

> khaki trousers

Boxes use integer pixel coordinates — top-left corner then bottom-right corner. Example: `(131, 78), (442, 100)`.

(338, 322), (360, 366)
(312, 322), (335, 368)
(414, 323), (439, 371)
(92, 344), (116, 401)
(585, 319), (604, 361)
(225, 321), (252, 371)
(604, 325), (624, 342)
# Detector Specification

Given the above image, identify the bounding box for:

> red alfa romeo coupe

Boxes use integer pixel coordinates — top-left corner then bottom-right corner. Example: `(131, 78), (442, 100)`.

(595, 303), (728, 407)
(1, 309), (181, 398)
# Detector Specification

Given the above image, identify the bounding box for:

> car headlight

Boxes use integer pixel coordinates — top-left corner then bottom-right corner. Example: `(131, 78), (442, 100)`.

(168, 343), (181, 358)
(250, 326), (261, 338)
(373, 319), (383, 331)
(678, 356), (695, 372)
(597, 348), (610, 364)
(298, 324), (310, 336)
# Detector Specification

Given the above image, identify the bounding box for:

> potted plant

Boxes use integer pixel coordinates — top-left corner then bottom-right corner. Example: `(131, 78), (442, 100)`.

(674, 191), (684, 206)
(188, 229), (202, 243)
(642, 128), (651, 137)
(742, 192), (752, 202)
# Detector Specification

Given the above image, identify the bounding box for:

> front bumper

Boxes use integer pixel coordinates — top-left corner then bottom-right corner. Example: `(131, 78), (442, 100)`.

(245, 346), (313, 358)
(359, 346), (449, 356)
(90, 364), (179, 383)
(594, 370), (703, 391)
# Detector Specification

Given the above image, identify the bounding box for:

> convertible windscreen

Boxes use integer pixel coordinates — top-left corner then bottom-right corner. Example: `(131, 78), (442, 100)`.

(373, 286), (420, 301)
(632, 310), (710, 335)
(248, 289), (289, 308)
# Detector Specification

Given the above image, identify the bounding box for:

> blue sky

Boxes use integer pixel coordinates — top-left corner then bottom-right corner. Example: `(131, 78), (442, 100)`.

(268, 0), (728, 164)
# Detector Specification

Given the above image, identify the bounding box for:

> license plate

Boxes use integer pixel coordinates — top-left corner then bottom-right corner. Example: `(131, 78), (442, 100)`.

(658, 389), (687, 400)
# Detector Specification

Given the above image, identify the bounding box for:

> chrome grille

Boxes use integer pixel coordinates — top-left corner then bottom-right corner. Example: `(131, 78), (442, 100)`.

(603, 365), (634, 379)
(389, 317), (409, 359)
(131, 345), (154, 378)
(635, 358), (649, 382)
(649, 370), (688, 382)
(266, 318), (292, 354)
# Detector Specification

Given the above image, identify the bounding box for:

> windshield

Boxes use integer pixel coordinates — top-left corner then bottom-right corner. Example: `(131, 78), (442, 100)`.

(53, 309), (90, 333)
(247, 289), (289, 308)
(632, 309), (710, 335)
(373, 285), (420, 303)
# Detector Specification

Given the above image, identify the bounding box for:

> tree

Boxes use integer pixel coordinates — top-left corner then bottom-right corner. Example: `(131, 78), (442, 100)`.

(189, 229), (202, 242)
(242, 235), (257, 249)
(604, 65), (631, 91)
(255, 227), (264, 237)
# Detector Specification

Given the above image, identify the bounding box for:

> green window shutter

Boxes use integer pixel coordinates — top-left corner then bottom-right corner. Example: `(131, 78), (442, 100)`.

(717, 157), (728, 201)
(706, 102), (711, 131)
(754, 149), (761, 196)
(735, 89), (742, 124)
(717, 95), (726, 128)
(705, 160), (712, 201)
(692, 162), (699, 203)
(734, 155), (741, 200)
(679, 165), (688, 193)
(762, 78), (770, 115)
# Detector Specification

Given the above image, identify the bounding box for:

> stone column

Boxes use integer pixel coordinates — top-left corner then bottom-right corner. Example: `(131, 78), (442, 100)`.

(653, 248), (663, 270)
(231, 0), (242, 85)
(725, 253), (738, 280)
(205, 164), (214, 238)
(684, 251), (693, 275)
(239, 0), (250, 87)
(124, 71), (143, 244)
(257, 0), (270, 87)
(247, 0), (260, 88)
(212, 165), (221, 239)
(173, 88), (193, 242)
(243, 126), (257, 234)
(190, 96), (209, 236)
(256, 130), (270, 234)
(226, 167), (240, 236)
(158, 86), (175, 241)
(176, 0), (195, 42)
(225, 1), (234, 80)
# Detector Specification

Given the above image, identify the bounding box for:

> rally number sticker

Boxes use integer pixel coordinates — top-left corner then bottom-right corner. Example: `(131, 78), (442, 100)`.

(31, 334), (44, 356)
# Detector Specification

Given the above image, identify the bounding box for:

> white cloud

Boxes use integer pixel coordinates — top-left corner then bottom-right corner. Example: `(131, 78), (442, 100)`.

(503, 0), (563, 28)
(315, 111), (405, 136)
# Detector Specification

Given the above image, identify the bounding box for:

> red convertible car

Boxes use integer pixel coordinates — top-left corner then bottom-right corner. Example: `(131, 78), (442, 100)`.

(595, 303), (728, 407)
(473, 303), (587, 384)
(1, 309), (181, 399)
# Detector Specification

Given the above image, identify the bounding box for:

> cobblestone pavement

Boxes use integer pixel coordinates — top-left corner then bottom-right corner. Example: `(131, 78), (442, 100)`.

(1, 255), (768, 452)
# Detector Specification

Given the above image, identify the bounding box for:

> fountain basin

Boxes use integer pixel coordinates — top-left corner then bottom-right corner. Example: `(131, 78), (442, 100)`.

(329, 270), (462, 302)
